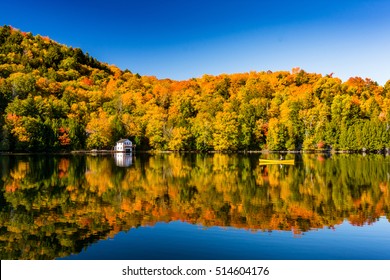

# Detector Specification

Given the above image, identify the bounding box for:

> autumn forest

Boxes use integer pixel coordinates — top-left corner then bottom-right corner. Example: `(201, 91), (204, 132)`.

(1, 25), (390, 152)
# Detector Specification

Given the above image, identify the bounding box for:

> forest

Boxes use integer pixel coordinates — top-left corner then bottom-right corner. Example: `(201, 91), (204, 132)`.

(1, 25), (390, 152)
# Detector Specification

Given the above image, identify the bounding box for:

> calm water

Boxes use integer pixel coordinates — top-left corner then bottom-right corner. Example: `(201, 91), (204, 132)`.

(0, 153), (390, 260)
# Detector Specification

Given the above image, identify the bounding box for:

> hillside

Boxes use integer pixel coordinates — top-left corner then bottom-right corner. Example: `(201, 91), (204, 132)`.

(1, 25), (390, 152)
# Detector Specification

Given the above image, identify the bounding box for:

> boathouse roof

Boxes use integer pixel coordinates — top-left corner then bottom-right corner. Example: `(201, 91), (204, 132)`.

(116, 139), (131, 143)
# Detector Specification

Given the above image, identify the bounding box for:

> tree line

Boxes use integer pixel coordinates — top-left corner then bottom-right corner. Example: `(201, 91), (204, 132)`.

(1, 25), (390, 152)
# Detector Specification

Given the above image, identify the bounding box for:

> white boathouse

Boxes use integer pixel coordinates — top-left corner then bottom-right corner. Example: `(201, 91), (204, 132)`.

(114, 139), (133, 153)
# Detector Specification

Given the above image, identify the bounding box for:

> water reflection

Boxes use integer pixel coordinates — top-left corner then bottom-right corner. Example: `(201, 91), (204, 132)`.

(0, 153), (389, 259)
(114, 153), (133, 167)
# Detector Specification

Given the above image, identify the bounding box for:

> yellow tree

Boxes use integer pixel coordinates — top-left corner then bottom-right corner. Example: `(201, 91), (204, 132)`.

(212, 111), (239, 151)
(266, 118), (288, 150)
(168, 127), (191, 151)
(86, 109), (114, 149)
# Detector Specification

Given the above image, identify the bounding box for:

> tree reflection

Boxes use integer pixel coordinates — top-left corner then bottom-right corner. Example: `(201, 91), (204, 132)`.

(0, 153), (389, 259)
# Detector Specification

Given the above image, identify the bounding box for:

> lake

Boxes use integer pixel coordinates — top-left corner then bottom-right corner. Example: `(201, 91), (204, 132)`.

(1, 153), (390, 260)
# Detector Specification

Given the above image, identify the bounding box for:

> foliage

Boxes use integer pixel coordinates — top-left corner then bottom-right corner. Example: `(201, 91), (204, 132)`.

(1, 25), (390, 152)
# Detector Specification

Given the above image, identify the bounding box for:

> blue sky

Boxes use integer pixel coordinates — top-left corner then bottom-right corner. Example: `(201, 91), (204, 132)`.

(1, 0), (390, 84)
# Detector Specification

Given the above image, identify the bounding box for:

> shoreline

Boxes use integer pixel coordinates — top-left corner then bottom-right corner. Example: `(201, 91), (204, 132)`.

(1, 149), (389, 156)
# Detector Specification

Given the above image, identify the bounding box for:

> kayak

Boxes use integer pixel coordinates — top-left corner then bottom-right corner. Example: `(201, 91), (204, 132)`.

(259, 159), (295, 165)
